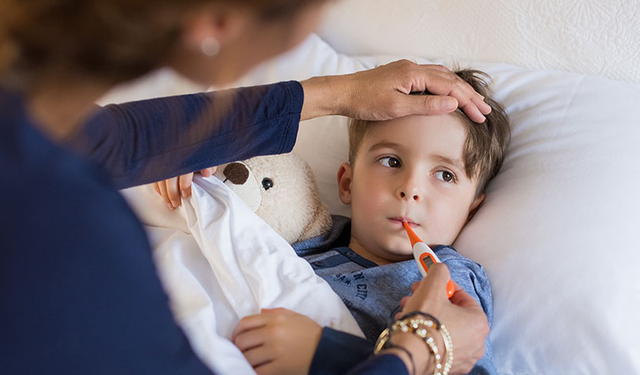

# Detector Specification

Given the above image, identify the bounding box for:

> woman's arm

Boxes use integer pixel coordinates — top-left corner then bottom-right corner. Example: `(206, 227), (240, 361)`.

(72, 82), (303, 189)
(75, 61), (490, 192)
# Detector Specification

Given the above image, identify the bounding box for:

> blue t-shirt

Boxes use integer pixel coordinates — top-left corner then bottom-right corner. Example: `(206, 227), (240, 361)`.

(295, 215), (498, 375)
(0, 83), (302, 374)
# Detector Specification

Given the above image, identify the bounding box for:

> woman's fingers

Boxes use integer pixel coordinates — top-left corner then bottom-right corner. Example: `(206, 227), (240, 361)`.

(200, 166), (217, 177)
(396, 263), (489, 374)
(410, 281), (421, 292)
(164, 177), (181, 207)
(178, 173), (194, 199)
(152, 170), (209, 209)
(401, 263), (451, 314)
(410, 64), (490, 122)
(156, 179), (174, 210)
(449, 284), (484, 310)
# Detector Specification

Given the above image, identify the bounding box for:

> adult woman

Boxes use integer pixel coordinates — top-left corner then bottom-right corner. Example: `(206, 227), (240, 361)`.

(0, 0), (490, 374)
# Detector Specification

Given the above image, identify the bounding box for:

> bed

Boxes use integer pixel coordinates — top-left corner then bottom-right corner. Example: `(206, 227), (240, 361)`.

(101, 1), (640, 373)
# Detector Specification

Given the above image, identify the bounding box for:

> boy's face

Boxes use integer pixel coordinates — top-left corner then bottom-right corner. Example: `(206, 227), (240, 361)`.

(338, 114), (484, 263)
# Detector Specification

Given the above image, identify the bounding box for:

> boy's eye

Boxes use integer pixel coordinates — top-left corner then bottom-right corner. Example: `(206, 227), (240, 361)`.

(378, 157), (401, 168)
(435, 170), (456, 183)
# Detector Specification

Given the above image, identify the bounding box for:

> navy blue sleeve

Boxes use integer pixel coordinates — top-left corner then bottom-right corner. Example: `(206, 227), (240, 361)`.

(1, 88), (216, 374)
(347, 354), (409, 375)
(310, 327), (374, 375)
(311, 327), (408, 375)
(70, 81), (303, 189)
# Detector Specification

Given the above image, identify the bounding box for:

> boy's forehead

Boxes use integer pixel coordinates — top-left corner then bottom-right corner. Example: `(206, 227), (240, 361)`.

(363, 114), (467, 146)
(359, 114), (468, 167)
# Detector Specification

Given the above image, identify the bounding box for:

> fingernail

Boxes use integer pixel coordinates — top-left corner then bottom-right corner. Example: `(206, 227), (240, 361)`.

(442, 97), (457, 111)
(172, 201), (179, 208)
(167, 203), (174, 211)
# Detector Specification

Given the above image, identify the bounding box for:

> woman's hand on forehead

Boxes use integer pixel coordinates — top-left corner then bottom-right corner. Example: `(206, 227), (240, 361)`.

(300, 60), (491, 123)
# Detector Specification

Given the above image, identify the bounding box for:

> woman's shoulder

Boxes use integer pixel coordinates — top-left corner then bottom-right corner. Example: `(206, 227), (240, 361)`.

(0, 97), (150, 262)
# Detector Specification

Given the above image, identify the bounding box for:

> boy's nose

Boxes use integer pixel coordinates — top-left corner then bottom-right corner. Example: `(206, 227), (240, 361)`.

(397, 170), (423, 201)
(399, 190), (420, 201)
(398, 188), (421, 202)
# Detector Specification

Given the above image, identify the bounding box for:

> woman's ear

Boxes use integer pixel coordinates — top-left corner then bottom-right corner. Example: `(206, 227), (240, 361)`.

(467, 193), (485, 223)
(180, 4), (250, 51)
(337, 162), (353, 205)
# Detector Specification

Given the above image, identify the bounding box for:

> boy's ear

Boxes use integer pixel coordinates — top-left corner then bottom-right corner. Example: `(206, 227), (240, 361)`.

(337, 162), (353, 205)
(467, 193), (485, 223)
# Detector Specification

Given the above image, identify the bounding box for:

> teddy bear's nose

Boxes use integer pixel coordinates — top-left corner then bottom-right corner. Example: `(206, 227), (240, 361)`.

(223, 162), (249, 185)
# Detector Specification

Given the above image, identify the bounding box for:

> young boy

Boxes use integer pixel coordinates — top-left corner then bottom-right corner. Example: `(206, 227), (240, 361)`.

(232, 69), (510, 374)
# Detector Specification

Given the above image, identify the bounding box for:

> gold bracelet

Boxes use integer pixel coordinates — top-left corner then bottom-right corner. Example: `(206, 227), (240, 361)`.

(374, 317), (439, 353)
(374, 315), (443, 375)
(374, 327), (391, 354)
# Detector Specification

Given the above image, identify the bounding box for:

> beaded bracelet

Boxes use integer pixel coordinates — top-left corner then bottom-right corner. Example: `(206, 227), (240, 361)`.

(440, 324), (453, 375)
(375, 311), (453, 375)
(396, 311), (441, 329)
(375, 315), (441, 372)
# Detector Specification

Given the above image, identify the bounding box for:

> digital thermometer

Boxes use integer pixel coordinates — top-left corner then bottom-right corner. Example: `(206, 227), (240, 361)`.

(403, 222), (455, 298)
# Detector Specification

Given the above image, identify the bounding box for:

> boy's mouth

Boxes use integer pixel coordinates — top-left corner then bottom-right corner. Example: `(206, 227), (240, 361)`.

(389, 217), (418, 227)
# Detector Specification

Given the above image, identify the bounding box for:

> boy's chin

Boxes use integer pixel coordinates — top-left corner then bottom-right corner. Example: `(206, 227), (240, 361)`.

(384, 248), (414, 261)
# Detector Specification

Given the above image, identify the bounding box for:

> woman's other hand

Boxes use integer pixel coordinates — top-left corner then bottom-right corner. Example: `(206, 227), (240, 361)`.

(232, 308), (322, 375)
(151, 167), (216, 210)
(301, 60), (491, 123)
(398, 263), (490, 375)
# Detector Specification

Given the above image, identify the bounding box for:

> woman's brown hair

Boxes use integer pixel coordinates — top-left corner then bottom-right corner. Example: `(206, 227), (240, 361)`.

(0, 0), (324, 86)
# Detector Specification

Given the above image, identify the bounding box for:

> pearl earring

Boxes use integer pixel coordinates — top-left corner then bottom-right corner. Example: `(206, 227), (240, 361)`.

(200, 36), (220, 57)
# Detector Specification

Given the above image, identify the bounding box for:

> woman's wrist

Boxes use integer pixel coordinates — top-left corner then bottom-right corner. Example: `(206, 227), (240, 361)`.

(375, 311), (454, 375)
(299, 75), (349, 121)
(384, 332), (435, 375)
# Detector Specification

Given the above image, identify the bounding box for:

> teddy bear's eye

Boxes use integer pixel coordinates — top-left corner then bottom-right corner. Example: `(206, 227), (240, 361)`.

(261, 178), (274, 191)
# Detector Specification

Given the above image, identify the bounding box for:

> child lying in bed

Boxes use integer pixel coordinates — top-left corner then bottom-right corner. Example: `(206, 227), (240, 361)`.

(232, 69), (510, 374)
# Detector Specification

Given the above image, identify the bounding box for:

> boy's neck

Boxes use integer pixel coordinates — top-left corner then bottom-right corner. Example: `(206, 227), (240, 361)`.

(348, 238), (412, 266)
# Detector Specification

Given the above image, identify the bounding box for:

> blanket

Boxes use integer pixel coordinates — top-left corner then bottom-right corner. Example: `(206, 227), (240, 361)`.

(121, 176), (363, 374)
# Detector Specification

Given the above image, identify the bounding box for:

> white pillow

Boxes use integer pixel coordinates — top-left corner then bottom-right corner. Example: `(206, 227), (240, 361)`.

(232, 34), (640, 373)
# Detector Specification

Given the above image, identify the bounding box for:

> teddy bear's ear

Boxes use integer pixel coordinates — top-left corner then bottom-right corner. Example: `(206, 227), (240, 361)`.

(298, 202), (332, 243)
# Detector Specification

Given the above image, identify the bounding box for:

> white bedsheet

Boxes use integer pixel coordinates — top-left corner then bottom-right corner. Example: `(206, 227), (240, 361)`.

(121, 176), (363, 374)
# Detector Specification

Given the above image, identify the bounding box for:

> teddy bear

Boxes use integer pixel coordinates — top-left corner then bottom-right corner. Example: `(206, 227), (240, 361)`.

(213, 153), (332, 244)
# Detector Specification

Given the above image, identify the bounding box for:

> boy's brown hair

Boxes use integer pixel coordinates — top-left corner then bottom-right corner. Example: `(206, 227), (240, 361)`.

(348, 68), (510, 197)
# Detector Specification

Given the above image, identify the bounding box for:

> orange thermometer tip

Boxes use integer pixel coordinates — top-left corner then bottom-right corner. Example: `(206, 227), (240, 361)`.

(402, 221), (422, 247)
